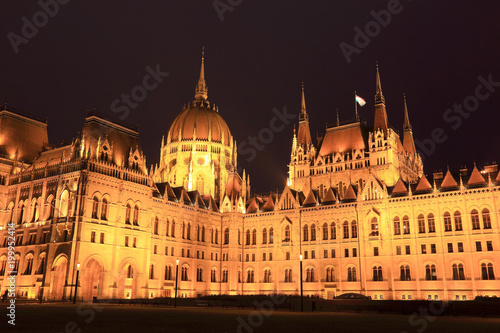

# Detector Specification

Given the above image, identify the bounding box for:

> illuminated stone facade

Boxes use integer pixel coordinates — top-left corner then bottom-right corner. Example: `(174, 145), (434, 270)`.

(0, 58), (498, 302)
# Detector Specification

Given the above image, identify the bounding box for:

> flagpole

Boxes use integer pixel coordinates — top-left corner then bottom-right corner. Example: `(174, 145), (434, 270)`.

(354, 91), (358, 120)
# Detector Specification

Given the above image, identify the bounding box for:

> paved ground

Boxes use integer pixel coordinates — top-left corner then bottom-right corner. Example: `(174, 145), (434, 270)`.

(1, 303), (500, 332)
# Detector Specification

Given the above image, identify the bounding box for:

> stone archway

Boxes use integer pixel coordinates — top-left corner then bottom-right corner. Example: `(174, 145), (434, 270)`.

(117, 262), (136, 299)
(81, 259), (104, 301)
(49, 256), (68, 300)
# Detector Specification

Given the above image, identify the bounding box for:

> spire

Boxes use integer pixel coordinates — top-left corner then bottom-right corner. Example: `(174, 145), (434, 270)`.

(300, 82), (307, 118)
(402, 94), (416, 157)
(403, 94), (411, 131)
(373, 63), (389, 135)
(336, 108), (340, 126)
(195, 47), (208, 101)
(375, 63), (385, 104)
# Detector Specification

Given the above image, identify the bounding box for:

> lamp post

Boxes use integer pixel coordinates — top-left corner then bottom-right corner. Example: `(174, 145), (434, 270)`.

(299, 254), (303, 312)
(73, 263), (80, 304)
(174, 259), (179, 307)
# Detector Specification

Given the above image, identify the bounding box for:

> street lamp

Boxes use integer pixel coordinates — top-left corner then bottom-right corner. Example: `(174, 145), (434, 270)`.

(299, 254), (303, 312)
(174, 259), (179, 307)
(73, 263), (80, 304)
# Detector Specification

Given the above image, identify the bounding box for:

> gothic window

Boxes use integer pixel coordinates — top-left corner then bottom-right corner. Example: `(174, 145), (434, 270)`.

(306, 268), (315, 282)
(133, 205), (139, 226)
(310, 224), (316, 241)
(481, 263), (495, 280)
(325, 267), (335, 282)
(252, 229), (256, 245)
(370, 217), (379, 236)
(201, 226), (205, 242)
(322, 223), (328, 240)
(263, 269), (271, 283)
(343, 222), (349, 239)
(400, 265), (411, 281)
(125, 204), (131, 224)
(101, 198), (108, 220)
(330, 222), (336, 239)
(269, 228), (274, 244)
(154, 217), (159, 235)
(196, 174), (204, 193)
(452, 263), (465, 280)
(149, 264), (155, 279)
(418, 214), (425, 233)
(262, 228), (267, 244)
(166, 219), (170, 236)
(427, 213), (435, 232)
(347, 267), (357, 282)
(351, 221), (358, 238)
(303, 225), (309, 241)
(454, 211), (463, 231)
(224, 228), (229, 244)
(425, 264), (437, 281)
(393, 217), (400, 235)
(187, 223), (191, 240)
(284, 225), (290, 242)
(246, 229), (251, 245)
(31, 199), (39, 223)
(471, 209), (480, 230)
(284, 269), (292, 283)
(444, 212), (452, 232)
(246, 269), (254, 283)
(372, 266), (383, 281)
(171, 221), (176, 237)
(482, 208), (492, 229)
(403, 216), (410, 234)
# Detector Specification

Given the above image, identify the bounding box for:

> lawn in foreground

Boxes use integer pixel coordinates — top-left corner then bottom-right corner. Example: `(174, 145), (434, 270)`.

(2, 303), (500, 333)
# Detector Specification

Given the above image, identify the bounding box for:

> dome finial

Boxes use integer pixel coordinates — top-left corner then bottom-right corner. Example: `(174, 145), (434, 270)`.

(195, 47), (208, 101)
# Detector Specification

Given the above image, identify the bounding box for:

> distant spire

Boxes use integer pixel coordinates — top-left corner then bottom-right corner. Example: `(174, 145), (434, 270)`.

(195, 47), (208, 101)
(336, 108), (340, 126)
(375, 62), (385, 104)
(403, 94), (411, 131)
(300, 82), (307, 116)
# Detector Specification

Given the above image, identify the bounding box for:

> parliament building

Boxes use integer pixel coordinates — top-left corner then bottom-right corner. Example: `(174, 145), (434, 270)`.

(0, 54), (499, 302)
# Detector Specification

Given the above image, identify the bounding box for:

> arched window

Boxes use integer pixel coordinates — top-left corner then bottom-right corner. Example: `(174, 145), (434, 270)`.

(154, 217), (159, 235)
(238, 229), (241, 245)
(347, 267), (357, 282)
(211, 269), (217, 282)
(343, 222), (349, 239)
(452, 263), (465, 280)
(187, 223), (191, 240)
(196, 268), (203, 282)
(284, 225), (290, 242)
(330, 222), (336, 240)
(303, 225), (309, 241)
(310, 224), (316, 241)
(166, 219), (170, 236)
(372, 266), (383, 281)
(444, 212), (452, 232)
(246, 269), (254, 283)
(269, 228), (274, 244)
(394, 217), (401, 235)
(31, 200), (39, 223)
(224, 228), (229, 244)
(196, 174), (204, 194)
(370, 217), (379, 236)
(101, 198), (108, 220)
(36, 254), (46, 275)
(181, 267), (188, 281)
(306, 268), (314, 282)
(482, 208), (492, 229)
(418, 214), (425, 233)
(425, 264), (437, 280)
(262, 228), (267, 244)
(164, 265), (172, 280)
(263, 269), (271, 283)
(149, 264), (155, 279)
(126, 265), (134, 279)
(92, 197), (99, 219)
(133, 205), (139, 226)
(454, 211), (462, 231)
(23, 255), (33, 275)
(322, 223), (328, 240)
(17, 202), (25, 224)
(201, 226), (205, 242)
(402, 216), (410, 234)
(481, 263), (495, 280)
(400, 265), (411, 281)
(325, 267), (335, 282)
(214, 228), (218, 244)
(427, 213), (435, 233)
(252, 229), (256, 245)
(181, 223), (185, 239)
(284, 269), (292, 283)
(171, 221), (176, 237)
(471, 209), (480, 230)
(125, 204), (131, 224)
(60, 191), (70, 218)
(351, 220), (357, 238)
(246, 229), (251, 245)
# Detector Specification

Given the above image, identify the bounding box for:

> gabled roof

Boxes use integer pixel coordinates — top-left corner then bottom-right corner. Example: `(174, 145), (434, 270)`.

(321, 187), (337, 205)
(414, 174), (433, 193)
(391, 178), (408, 197)
(261, 195), (275, 212)
(468, 165), (486, 187)
(202, 195), (219, 212)
(440, 170), (459, 189)
(246, 197), (259, 214)
(302, 189), (318, 207)
(318, 122), (368, 156)
(342, 184), (357, 202)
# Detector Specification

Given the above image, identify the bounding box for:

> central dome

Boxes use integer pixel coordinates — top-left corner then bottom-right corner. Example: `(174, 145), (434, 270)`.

(167, 100), (232, 146)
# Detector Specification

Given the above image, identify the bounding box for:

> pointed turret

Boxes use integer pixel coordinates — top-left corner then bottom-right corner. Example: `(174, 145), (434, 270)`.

(373, 64), (389, 135)
(195, 47), (208, 101)
(297, 83), (312, 148)
(402, 95), (417, 157)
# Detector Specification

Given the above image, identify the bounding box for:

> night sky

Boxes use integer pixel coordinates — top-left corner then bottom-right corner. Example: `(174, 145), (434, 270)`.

(1, 1), (500, 193)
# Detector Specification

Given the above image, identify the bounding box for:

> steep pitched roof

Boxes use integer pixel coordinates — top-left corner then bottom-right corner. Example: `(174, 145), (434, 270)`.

(262, 195), (275, 212)
(415, 174), (433, 193)
(391, 178), (408, 197)
(302, 189), (318, 207)
(246, 197), (259, 214)
(440, 170), (458, 189)
(342, 184), (357, 202)
(468, 165), (486, 187)
(321, 187), (337, 205)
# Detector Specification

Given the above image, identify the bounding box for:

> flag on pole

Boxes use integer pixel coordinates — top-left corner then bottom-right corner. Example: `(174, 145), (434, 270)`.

(355, 95), (366, 106)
